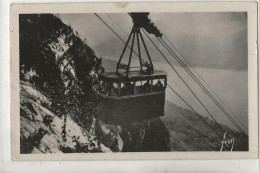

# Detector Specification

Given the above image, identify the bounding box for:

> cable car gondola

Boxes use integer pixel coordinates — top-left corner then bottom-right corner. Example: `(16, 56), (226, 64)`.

(98, 13), (167, 125)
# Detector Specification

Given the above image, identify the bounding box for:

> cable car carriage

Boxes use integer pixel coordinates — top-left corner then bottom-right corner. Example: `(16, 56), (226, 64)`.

(98, 13), (167, 125)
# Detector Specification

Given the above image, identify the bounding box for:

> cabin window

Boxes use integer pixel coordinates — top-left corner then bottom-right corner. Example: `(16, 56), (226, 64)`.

(135, 81), (143, 94)
(104, 78), (166, 97)
(142, 80), (152, 93)
(101, 82), (119, 97)
(134, 80), (152, 94)
(120, 82), (134, 96)
(152, 79), (165, 92)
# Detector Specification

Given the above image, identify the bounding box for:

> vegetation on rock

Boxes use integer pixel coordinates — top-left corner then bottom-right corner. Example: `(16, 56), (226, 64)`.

(20, 14), (104, 153)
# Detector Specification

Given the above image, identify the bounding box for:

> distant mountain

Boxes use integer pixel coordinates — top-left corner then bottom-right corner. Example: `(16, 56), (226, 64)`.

(162, 101), (248, 151)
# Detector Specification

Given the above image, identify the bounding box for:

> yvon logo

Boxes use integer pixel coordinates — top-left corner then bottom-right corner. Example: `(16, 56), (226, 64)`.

(220, 132), (235, 151)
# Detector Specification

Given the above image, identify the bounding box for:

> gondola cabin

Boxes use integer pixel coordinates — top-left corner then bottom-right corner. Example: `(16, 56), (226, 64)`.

(98, 71), (167, 124)
(97, 12), (167, 125)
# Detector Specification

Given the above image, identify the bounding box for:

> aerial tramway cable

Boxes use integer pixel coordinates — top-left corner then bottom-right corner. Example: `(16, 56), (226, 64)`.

(157, 36), (246, 134)
(158, 37), (245, 133)
(94, 14), (127, 47)
(155, 62), (206, 112)
(161, 35), (247, 133)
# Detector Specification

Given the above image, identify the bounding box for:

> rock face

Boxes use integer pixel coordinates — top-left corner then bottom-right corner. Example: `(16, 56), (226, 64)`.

(98, 118), (171, 152)
(20, 82), (110, 153)
(19, 14), (107, 153)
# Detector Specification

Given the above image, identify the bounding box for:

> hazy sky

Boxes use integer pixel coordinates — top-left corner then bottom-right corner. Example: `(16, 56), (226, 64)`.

(60, 12), (247, 70)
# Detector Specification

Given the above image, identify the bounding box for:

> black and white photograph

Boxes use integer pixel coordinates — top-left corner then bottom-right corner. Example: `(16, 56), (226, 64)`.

(18, 11), (250, 154)
(9, 2), (258, 160)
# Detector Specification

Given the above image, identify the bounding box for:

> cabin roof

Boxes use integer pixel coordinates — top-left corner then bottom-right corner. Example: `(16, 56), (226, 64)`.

(99, 70), (167, 82)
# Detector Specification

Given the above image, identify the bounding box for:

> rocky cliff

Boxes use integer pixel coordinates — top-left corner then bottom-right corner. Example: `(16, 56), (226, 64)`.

(19, 14), (107, 153)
